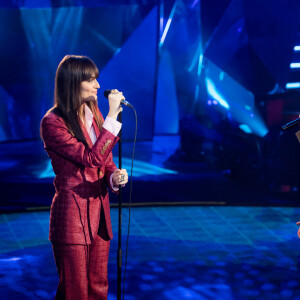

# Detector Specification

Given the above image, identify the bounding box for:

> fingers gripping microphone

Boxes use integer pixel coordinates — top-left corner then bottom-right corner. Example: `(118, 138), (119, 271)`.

(104, 89), (133, 108)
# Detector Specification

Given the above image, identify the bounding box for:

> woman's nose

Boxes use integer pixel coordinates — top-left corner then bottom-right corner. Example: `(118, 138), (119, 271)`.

(94, 80), (100, 89)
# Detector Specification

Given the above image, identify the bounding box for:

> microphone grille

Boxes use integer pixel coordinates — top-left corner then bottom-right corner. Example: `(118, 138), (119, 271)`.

(104, 89), (111, 98)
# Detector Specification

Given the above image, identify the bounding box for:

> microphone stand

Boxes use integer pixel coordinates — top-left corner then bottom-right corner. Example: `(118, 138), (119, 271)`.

(117, 111), (122, 300)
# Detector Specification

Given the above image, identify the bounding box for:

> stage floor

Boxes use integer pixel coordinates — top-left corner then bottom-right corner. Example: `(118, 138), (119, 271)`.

(1, 206), (300, 299)
(1, 138), (300, 299)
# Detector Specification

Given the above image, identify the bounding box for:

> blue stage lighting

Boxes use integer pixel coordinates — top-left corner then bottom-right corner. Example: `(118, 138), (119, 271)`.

(205, 60), (268, 137)
(286, 82), (300, 89)
(290, 63), (300, 68)
(190, 0), (200, 9)
(0, 257), (21, 262)
(37, 158), (177, 179)
(114, 158), (178, 177)
(239, 124), (252, 134)
(294, 46), (300, 51)
(159, 1), (177, 47)
(205, 78), (230, 110)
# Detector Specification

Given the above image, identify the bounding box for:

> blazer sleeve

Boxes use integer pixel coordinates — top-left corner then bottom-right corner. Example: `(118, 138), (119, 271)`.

(41, 112), (119, 168)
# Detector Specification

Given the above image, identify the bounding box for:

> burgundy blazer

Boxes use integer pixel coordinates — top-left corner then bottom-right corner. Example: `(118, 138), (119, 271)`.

(41, 110), (119, 245)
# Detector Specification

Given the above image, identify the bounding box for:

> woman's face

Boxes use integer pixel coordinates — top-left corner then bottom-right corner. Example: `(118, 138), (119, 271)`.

(80, 75), (100, 101)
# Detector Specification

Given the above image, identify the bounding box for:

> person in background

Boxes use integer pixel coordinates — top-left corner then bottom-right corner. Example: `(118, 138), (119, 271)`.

(40, 55), (128, 299)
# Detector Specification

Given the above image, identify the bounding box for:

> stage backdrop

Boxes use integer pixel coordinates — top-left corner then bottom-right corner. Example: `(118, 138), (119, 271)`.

(0, 1), (157, 141)
(0, 0), (299, 144)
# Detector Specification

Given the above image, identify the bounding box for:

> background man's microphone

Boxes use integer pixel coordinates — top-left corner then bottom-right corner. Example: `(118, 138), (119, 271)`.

(104, 89), (133, 108)
(281, 118), (300, 130)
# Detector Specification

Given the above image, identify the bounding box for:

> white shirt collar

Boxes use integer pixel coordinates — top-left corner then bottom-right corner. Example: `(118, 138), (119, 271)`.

(84, 104), (94, 132)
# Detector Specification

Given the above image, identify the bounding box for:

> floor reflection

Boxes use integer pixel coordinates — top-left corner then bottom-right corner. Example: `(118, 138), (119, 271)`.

(1, 206), (300, 299)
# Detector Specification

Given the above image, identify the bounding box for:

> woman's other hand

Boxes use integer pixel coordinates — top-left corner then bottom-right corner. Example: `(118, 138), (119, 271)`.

(112, 169), (128, 186)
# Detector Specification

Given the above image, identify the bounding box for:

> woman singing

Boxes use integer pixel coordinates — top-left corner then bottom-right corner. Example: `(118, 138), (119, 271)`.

(40, 55), (128, 299)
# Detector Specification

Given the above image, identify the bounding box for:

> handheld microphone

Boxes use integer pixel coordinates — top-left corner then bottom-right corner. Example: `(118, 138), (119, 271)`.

(281, 118), (300, 130)
(104, 89), (133, 108)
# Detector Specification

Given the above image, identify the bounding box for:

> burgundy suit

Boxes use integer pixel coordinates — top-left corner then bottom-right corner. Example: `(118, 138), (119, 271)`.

(41, 109), (119, 299)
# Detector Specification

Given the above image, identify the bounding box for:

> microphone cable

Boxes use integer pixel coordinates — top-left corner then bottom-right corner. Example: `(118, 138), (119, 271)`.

(122, 105), (137, 300)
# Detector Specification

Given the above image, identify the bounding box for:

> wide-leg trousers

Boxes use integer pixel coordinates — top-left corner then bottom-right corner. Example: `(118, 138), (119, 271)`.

(52, 234), (110, 300)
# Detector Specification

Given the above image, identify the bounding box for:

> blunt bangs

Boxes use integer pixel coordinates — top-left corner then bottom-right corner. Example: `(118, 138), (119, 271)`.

(81, 58), (99, 81)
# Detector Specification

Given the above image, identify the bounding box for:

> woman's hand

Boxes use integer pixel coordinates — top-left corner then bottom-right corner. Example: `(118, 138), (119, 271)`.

(112, 169), (128, 187)
(107, 89), (125, 120)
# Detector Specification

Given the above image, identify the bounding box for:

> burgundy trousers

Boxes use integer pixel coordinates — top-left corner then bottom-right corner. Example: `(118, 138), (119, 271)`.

(52, 234), (110, 300)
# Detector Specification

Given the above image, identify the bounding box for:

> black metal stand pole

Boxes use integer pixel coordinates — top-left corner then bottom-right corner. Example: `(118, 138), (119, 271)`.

(117, 111), (122, 300)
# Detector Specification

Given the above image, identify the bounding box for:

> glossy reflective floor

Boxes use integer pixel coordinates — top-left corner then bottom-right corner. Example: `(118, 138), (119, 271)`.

(1, 206), (300, 299)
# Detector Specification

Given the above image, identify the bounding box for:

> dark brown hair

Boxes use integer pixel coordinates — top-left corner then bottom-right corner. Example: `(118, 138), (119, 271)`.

(50, 55), (102, 144)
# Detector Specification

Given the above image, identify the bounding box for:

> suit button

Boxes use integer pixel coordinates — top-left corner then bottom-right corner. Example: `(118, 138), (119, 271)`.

(100, 171), (103, 176)
(103, 145), (108, 150)
(107, 140), (111, 144)
(101, 150), (105, 154)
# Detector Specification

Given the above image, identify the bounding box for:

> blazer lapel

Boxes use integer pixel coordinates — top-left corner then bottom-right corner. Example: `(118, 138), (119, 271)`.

(93, 118), (100, 138)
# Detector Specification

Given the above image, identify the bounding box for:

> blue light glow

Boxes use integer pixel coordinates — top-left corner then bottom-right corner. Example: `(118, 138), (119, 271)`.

(194, 52), (203, 101)
(0, 257), (21, 262)
(197, 53), (203, 76)
(159, 1), (164, 35)
(188, 44), (203, 73)
(38, 161), (54, 179)
(159, 1), (177, 47)
(205, 60), (268, 137)
(190, 0), (200, 9)
(37, 159), (177, 179)
(239, 124), (252, 134)
(160, 16), (164, 33)
(113, 48), (121, 56)
(219, 72), (225, 81)
(286, 82), (300, 89)
(290, 63), (300, 68)
(205, 78), (230, 110)
(294, 46), (300, 51)
(114, 158), (177, 177)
